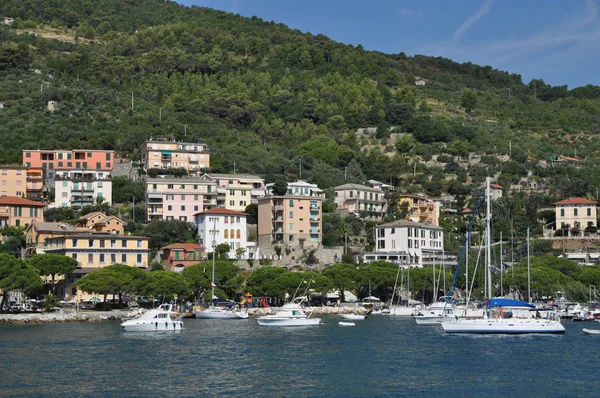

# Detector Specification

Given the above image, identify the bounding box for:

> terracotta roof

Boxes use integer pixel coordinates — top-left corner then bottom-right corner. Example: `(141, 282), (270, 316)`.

(0, 196), (46, 207)
(490, 183), (504, 189)
(463, 209), (474, 214)
(554, 198), (598, 205)
(161, 243), (206, 251)
(194, 208), (248, 216)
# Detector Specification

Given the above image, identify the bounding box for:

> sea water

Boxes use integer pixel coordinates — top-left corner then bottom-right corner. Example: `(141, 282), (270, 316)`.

(0, 316), (598, 397)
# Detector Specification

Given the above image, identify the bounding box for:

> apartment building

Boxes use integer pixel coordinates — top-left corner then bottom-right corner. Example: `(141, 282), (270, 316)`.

(266, 180), (324, 197)
(195, 208), (253, 259)
(200, 173), (266, 211)
(398, 194), (440, 226)
(79, 212), (125, 235)
(257, 195), (322, 249)
(160, 243), (206, 271)
(0, 166), (27, 198)
(373, 220), (444, 267)
(554, 197), (598, 232)
(54, 170), (112, 209)
(23, 149), (114, 180)
(141, 139), (210, 173)
(25, 221), (79, 255)
(0, 196), (45, 227)
(146, 177), (217, 222)
(334, 183), (387, 219)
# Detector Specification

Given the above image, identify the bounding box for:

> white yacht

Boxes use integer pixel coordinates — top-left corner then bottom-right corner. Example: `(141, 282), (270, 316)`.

(340, 313), (367, 320)
(195, 306), (248, 319)
(413, 301), (455, 325)
(121, 304), (184, 332)
(256, 303), (322, 326)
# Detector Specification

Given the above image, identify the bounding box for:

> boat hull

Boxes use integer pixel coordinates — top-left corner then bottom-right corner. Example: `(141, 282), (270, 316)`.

(256, 318), (322, 326)
(339, 321), (355, 326)
(194, 309), (248, 319)
(582, 328), (600, 335)
(441, 319), (565, 334)
(121, 320), (184, 332)
(340, 314), (366, 320)
(389, 306), (418, 317)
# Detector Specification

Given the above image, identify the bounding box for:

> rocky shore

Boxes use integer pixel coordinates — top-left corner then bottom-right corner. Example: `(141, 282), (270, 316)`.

(0, 309), (143, 325)
(247, 305), (371, 316)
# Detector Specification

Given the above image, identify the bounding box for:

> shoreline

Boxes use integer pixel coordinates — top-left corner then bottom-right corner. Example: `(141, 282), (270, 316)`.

(0, 306), (374, 325)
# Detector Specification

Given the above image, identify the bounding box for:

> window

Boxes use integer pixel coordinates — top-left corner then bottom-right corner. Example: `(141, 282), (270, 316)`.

(588, 208), (592, 216)
(168, 205), (172, 211)
(289, 211), (294, 218)
(67, 162), (72, 167)
(87, 152), (93, 157)
(111, 254), (116, 264)
(72, 253), (77, 261)
(224, 229), (229, 238)
(58, 162), (63, 167)
(72, 239), (78, 247)
(110, 239), (116, 248)
(574, 209), (579, 216)
(230, 189), (235, 195)
(229, 200), (235, 206)
(289, 200), (294, 207)
(82, 162), (87, 169)
(25, 152), (31, 158)
(89, 239), (94, 248)
(194, 206), (198, 211)
(236, 229), (241, 239)
(137, 240), (143, 248)
(122, 254), (127, 263)
(137, 254), (142, 264)
(75, 162), (80, 169)
(98, 182), (103, 188)
(289, 223), (294, 230)
(96, 162), (101, 169)
(99, 240), (105, 248)
(236, 217), (240, 223)
(194, 195), (198, 201)
(99, 254), (105, 263)
(180, 195), (185, 200)
(181, 205), (185, 211)
(122, 240), (127, 248)
(408, 240), (412, 248)
(194, 185), (198, 190)
(408, 228), (412, 237)
(224, 217), (229, 224)
(230, 216), (235, 223)
(106, 153), (111, 161)
(230, 229), (234, 239)
(166, 195), (173, 200)
(168, 184), (174, 189)
(560, 209), (565, 217)
(88, 253), (93, 263)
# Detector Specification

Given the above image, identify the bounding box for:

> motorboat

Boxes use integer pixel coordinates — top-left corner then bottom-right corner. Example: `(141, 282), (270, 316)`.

(413, 301), (455, 325)
(441, 299), (565, 334)
(339, 321), (356, 326)
(121, 304), (184, 332)
(583, 328), (600, 335)
(340, 313), (366, 320)
(194, 306), (248, 319)
(256, 303), (321, 326)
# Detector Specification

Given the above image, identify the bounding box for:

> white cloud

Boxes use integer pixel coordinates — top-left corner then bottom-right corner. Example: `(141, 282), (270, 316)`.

(452, 0), (494, 41)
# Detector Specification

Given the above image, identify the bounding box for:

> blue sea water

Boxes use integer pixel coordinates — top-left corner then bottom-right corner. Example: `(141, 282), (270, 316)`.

(0, 316), (598, 397)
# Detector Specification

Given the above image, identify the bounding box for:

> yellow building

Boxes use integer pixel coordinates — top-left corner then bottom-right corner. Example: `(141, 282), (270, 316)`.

(79, 212), (126, 235)
(43, 232), (150, 300)
(397, 194), (440, 226)
(141, 139), (210, 173)
(257, 195), (322, 249)
(554, 197), (598, 234)
(201, 173), (266, 211)
(0, 166), (27, 198)
(25, 221), (79, 255)
(0, 196), (45, 227)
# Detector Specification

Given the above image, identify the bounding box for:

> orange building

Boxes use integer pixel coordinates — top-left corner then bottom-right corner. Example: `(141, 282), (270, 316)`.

(160, 243), (206, 271)
(0, 196), (45, 227)
(22, 149), (114, 179)
(79, 212), (126, 235)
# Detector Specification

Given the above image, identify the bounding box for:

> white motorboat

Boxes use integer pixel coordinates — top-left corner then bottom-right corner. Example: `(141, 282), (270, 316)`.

(256, 303), (321, 326)
(441, 299), (565, 334)
(339, 321), (356, 326)
(583, 328), (600, 335)
(195, 306), (249, 319)
(121, 304), (184, 332)
(389, 305), (421, 317)
(340, 313), (366, 320)
(413, 301), (455, 325)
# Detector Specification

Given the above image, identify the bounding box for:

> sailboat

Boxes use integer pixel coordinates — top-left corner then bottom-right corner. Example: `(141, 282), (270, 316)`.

(389, 265), (423, 317)
(194, 219), (248, 320)
(441, 178), (565, 334)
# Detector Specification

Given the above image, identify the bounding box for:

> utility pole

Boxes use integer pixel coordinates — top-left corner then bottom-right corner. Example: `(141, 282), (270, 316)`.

(184, 124), (187, 136)
(131, 91), (134, 112)
(132, 195), (135, 224)
(159, 107), (162, 123)
(299, 159), (302, 179)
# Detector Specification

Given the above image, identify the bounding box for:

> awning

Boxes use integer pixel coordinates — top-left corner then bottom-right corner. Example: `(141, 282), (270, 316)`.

(161, 151), (172, 155)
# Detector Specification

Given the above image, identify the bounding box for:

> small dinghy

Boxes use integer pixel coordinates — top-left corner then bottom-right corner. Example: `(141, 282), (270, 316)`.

(339, 321), (356, 327)
(583, 328), (600, 335)
(340, 313), (366, 320)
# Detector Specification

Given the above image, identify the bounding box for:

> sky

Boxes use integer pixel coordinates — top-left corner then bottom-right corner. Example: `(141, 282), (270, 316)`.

(176, 0), (600, 89)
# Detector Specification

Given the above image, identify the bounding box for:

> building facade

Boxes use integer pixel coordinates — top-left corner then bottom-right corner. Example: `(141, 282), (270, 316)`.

(398, 194), (440, 226)
(201, 173), (266, 211)
(0, 196), (45, 227)
(54, 170), (112, 209)
(23, 149), (114, 180)
(554, 197), (598, 232)
(257, 195), (322, 249)
(373, 220), (444, 267)
(25, 221), (79, 255)
(141, 139), (210, 173)
(195, 208), (253, 259)
(334, 183), (387, 218)
(266, 180), (324, 198)
(79, 212), (125, 235)
(0, 166), (27, 198)
(146, 177), (217, 222)
(160, 243), (206, 271)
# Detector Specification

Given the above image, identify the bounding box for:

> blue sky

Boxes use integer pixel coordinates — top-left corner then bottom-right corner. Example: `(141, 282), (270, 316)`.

(177, 0), (599, 89)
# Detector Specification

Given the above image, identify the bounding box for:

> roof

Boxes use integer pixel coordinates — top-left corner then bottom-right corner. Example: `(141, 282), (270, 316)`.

(194, 208), (248, 216)
(0, 196), (46, 207)
(202, 173), (263, 181)
(335, 183), (381, 192)
(80, 212), (106, 221)
(147, 177), (211, 184)
(463, 209), (474, 214)
(377, 219), (442, 230)
(554, 198), (598, 205)
(490, 183), (504, 189)
(161, 243), (206, 251)
(28, 222), (78, 233)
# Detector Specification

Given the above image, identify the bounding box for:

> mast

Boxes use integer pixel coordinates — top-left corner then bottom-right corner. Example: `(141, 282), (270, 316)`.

(210, 218), (217, 305)
(500, 231), (503, 297)
(527, 227), (531, 303)
(486, 177), (492, 300)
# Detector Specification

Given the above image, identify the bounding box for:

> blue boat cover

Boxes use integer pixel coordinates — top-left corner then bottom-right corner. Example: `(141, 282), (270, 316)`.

(488, 298), (536, 309)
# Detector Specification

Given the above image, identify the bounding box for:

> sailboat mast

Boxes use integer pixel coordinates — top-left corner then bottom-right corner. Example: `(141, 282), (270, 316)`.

(211, 218), (217, 303)
(486, 177), (492, 300)
(527, 227), (531, 303)
(500, 231), (503, 297)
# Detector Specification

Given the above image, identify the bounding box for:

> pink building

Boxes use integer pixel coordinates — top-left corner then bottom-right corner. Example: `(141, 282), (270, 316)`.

(23, 150), (114, 179)
(146, 178), (217, 222)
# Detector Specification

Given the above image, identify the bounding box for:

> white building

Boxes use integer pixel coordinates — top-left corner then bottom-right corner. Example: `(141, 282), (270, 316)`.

(334, 183), (387, 219)
(194, 208), (256, 259)
(266, 180), (324, 197)
(54, 171), (112, 209)
(373, 220), (444, 267)
(200, 173), (266, 211)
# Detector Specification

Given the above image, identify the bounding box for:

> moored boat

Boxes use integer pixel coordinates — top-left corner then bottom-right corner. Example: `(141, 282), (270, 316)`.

(340, 313), (366, 320)
(339, 321), (356, 326)
(121, 304), (184, 332)
(583, 328), (600, 335)
(195, 306), (249, 319)
(256, 303), (321, 326)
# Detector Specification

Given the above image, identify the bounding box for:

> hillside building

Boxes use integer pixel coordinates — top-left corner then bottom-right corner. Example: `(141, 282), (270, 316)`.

(554, 197), (598, 234)
(146, 177), (217, 222)
(54, 170), (112, 210)
(160, 243), (206, 272)
(200, 173), (266, 211)
(22, 149), (114, 180)
(141, 139), (210, 173)
(397, 194), (440, 226)
(334, 183), (387, 219)
(0, 196), (45, 227)
(194, 208), (255, 259)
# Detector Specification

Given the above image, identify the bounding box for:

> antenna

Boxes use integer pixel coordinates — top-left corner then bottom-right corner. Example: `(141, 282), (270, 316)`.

(131, 91), (134, 111)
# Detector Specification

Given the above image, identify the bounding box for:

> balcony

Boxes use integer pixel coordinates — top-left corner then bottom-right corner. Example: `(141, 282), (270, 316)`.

(71, 188), (95, 193)
(309, 217), (320, 222)
(274, 205), (284, 211)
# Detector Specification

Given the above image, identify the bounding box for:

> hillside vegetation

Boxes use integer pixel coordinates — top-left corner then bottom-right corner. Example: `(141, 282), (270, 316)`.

(1, 0), (600, 204)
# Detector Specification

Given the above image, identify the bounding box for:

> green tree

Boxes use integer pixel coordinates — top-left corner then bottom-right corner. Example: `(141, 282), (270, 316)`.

(140, 270), (191, 301)
(271, 180), (288, 196)
(27, 254), (78, 296)
(77, 264), (146, 308)
(460, 88), (477, 112)
(0, 254), (43, 310)
(215, 244), (231, 259)
(321, 263), (357, 302)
